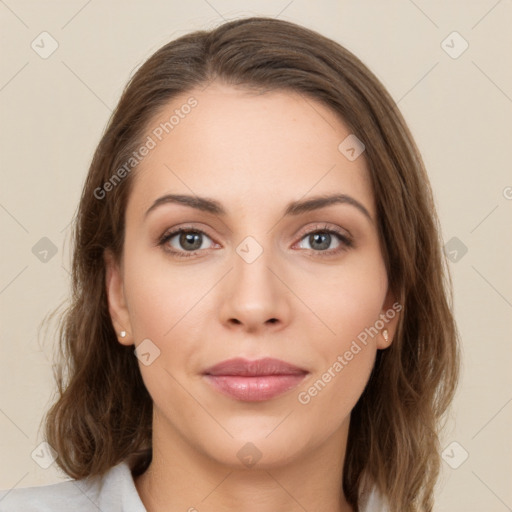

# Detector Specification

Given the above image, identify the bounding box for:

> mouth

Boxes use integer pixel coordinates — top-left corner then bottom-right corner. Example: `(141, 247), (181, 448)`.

(202, 357), (309, 402)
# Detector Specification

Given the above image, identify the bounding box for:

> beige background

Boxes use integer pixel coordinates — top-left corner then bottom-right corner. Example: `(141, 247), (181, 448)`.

(1, 0), (511, 510)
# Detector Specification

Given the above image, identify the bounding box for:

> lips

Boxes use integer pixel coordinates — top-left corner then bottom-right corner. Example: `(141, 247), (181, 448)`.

(203, 357), (308, 401)
(204, 357), (307, 377)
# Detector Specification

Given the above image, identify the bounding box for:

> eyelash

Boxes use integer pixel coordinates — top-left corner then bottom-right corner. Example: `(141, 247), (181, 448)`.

(157, 223), (354, 259)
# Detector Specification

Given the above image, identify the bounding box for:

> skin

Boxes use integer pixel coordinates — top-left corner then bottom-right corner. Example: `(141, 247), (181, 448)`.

(105, 81), (399, 512)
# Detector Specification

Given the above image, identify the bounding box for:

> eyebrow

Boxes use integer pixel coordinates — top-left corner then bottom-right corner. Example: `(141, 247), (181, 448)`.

(144, 193), (373, 222)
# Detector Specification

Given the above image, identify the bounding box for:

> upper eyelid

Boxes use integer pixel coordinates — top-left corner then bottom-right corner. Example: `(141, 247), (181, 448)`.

(295, 223), (351, 238)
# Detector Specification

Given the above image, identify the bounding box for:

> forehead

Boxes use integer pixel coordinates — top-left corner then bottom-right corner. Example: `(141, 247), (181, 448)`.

(127, 82), (374, 219)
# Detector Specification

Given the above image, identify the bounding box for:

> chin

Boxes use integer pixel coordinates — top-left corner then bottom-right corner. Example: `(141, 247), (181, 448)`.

(184, 416), (317, 471)
(211, 437), (306, 470)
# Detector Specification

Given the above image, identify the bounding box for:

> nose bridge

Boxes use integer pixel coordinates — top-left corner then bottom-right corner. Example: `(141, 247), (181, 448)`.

(218, 230), (290, 331)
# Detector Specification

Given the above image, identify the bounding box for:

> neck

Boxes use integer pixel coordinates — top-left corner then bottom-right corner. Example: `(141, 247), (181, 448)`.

(134, 413), (354, 512)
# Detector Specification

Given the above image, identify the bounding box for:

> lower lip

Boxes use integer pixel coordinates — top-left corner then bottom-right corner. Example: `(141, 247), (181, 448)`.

(204, 374), (307, 401)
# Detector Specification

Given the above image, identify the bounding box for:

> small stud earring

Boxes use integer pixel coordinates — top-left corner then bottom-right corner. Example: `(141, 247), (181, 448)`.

(382, 329), (389, 343)
(120, 331), (127, 338)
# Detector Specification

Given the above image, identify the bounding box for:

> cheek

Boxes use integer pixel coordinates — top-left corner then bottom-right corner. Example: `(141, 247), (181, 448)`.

(122, 251), (204, 411)
(295, 253), (386, 411)
(122, 244), (206, 340)
(304, 252), (388, 344)
(297, 346), (376, 428)
(121, 247), (206, 396)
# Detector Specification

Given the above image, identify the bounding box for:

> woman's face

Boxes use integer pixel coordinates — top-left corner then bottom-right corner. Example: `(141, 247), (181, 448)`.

(106, 82), (397, 469)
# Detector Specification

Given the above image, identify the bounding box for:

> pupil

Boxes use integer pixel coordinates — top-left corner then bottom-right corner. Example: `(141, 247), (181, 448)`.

(311, 233), (330, 250)
(181, 232), (201, 250)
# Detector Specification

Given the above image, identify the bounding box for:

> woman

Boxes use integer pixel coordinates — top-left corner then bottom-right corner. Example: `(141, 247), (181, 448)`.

(0, 16), (459, 512)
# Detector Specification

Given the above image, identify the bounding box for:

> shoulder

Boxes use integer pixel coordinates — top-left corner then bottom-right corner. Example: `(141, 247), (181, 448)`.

(0, 477), (92, 511)
(0, 461), (145, 512)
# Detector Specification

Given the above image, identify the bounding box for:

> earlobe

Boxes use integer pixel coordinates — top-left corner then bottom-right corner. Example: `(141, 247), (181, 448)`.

(104, 249), (133, 346)
(378, 328), (392, 350)
(377, 325), (395, 350)
(376, 288), (401, 349)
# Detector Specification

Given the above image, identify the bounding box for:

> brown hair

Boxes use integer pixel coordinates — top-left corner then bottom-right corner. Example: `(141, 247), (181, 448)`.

(43, 16), (460, 511)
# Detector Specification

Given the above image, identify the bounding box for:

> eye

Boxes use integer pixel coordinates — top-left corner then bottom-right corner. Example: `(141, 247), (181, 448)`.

(158, 223), (353, 259)
(294, 224), (353, 257)
(158, 228), (215, 258)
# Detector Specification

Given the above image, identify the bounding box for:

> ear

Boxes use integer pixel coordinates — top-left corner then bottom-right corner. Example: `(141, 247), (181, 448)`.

(104, 249), (133, 346)
(376, 287), (402, 350)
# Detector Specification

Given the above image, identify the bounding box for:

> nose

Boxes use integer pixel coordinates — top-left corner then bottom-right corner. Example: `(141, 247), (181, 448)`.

(218, 244), (291, 334)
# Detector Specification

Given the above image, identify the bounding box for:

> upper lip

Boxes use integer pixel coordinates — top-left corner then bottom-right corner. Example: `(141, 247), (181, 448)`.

(203, 357), (308, 376)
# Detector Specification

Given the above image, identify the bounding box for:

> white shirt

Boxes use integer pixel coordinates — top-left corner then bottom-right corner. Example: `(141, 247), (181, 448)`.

(0, 461), (388, 511)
